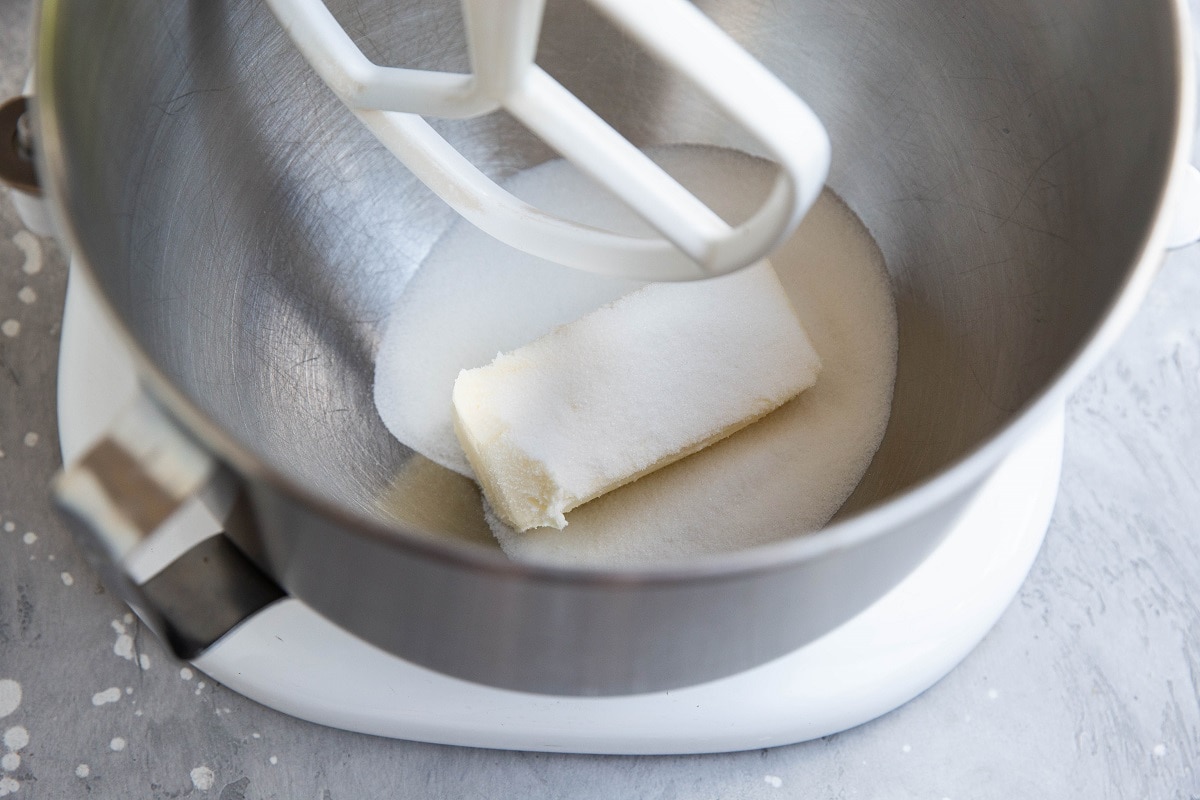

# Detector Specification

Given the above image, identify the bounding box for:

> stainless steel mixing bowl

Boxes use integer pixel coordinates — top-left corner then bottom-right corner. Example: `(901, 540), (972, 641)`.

(34, 0), (1195, 694)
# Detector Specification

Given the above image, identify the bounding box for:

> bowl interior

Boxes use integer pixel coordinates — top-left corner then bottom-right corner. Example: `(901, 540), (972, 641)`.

(42, 0), (1181, 551)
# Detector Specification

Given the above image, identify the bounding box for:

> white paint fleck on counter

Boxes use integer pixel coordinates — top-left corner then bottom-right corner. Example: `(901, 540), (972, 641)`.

(113, 634), (134, 661)
(2, 523), (12, 533)
(108, 737), (125, 752)
(111, 618), (136, 662)
(139, 654), (150, 671)
(12, 230), (41, 275)
(1, 321), (19, 339)
(1152, 743), (1166, 757)
(2, 728), (27, 751)
(0, 682), (20, 719)
(59, 572), (73, 586)
(21, 433), (35, 448)
(74, 765), (89, 778)
(269, 756), (278, 765)
(0, 755), (17, 772)
(16, 287), (34, 305)
(987, 688), (999, 700)
(0, 775), (18, 796)
(20, 533), (34, 546)
(763, 775), (782, 788)
(190, 766), (215, 791)
(179, 667), (193, 681)
(91, 687), (121, 707)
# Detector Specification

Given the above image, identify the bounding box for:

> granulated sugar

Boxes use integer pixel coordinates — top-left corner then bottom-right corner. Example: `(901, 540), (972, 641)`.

(374, 146), (897, 567)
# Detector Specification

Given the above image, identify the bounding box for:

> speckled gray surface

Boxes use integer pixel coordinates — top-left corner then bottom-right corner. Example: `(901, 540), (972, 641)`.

(2, 0), (1200, 797)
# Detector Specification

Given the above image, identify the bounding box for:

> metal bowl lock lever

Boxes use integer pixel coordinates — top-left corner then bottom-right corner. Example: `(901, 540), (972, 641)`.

(53, 394), (285, 660)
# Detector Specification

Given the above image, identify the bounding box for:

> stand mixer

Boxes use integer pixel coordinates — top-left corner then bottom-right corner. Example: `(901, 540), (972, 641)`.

(5, 0), (1199, 753)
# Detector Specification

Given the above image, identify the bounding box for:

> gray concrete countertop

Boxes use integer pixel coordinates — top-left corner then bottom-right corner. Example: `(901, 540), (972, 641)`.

(2, 1), (1199, 797)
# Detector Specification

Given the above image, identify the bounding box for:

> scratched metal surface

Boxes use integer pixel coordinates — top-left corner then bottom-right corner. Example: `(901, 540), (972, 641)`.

(1, 0), (1199, 797)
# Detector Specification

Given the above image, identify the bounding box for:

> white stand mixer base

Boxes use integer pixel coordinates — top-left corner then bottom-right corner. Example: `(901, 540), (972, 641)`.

(57, 267), (1062, 755)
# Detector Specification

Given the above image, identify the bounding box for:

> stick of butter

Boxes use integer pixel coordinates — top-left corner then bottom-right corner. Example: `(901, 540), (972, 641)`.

(451, 261), (821, 532)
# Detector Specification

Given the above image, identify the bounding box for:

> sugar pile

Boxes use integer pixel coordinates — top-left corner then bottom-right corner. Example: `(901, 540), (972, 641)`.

(373, 145), (897, 567)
